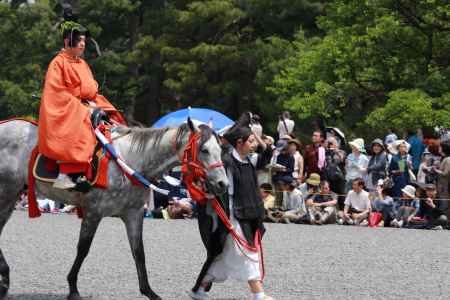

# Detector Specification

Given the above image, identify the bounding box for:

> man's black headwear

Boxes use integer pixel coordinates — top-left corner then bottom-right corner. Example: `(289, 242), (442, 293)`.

(54, 2), (88, 47)
(223, 112), (253, 147)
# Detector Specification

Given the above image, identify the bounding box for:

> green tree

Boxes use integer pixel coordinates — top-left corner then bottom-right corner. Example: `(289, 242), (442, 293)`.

(270, 0), (450, 136)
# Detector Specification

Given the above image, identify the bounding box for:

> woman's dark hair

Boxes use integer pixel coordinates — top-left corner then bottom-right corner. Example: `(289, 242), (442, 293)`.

(441, 142), (450, 157)
(320, 180), (330, 188)
(428, 143), (441, 156)
(260, 183), (273, 194)
(223, 112), (252, 147)
(353, 178), (365, 187)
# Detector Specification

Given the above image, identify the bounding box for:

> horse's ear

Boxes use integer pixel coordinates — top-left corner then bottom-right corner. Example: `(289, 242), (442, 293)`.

(187, 117), (197, 132)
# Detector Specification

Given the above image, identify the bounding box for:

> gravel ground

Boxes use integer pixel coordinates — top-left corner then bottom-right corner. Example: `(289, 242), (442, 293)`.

(2, 211), (450, 300)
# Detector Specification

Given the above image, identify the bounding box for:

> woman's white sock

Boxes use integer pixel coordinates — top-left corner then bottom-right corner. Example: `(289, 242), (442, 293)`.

(252, 291), (265, 300)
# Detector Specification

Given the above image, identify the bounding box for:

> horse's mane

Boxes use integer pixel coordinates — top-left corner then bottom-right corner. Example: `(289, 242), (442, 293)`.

(126, 123), (215, 154)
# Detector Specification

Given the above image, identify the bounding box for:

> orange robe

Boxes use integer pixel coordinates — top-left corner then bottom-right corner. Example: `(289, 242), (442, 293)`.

(38, 50), (126, 164)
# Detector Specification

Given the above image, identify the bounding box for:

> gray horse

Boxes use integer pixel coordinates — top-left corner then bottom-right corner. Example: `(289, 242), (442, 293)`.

(0, 118), (228, 300)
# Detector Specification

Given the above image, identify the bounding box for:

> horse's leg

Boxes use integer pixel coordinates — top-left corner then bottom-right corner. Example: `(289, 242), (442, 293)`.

(122, 208), (161, 300)
(0, 203), (15, 300)
(67, 214), (102, 300)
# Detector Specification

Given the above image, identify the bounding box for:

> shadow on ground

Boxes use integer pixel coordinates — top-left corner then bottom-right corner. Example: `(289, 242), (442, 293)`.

(9, 295), (94, 300)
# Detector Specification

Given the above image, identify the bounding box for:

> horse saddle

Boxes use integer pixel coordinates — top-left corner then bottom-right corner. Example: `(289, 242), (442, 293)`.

(32, 142), (108, 193)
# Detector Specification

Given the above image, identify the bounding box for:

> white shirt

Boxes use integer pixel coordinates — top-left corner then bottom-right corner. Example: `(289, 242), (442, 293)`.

(250, 123), (263, 137)
(292, 151), (303, 179)
(282, 188), (305, 213)
(277, 119), (295, 138)
(344, 190), (370, 212)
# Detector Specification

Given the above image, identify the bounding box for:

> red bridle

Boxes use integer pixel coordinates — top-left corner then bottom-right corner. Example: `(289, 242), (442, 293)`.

(174, 131), (223, 205)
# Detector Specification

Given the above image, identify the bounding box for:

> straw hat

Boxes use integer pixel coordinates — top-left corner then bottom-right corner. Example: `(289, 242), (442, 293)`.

(401, 185), (416, 198)
(349, 138), (365, 153)
(287, 138), (301, 148)
(306, 173), (321, 186)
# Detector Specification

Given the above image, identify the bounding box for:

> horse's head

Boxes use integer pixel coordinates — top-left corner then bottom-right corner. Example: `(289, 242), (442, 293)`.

(185, 118), (229, 196)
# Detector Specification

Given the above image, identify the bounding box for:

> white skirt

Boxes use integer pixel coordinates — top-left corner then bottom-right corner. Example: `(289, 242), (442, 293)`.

(204, 198), (261, 283)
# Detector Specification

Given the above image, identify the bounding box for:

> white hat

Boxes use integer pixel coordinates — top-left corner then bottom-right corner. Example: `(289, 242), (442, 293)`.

(401, 185), (416, 198)
(377, 179), (385, 186)
(349, 138), (365, 152)
(390, 139), (411, 155)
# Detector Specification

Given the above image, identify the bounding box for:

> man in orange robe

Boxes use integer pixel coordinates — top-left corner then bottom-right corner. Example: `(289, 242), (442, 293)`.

(38, 21), (126, 189)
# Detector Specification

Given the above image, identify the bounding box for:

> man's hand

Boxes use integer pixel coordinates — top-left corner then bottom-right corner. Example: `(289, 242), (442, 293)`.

(91, 108), (108, 128)
(426, 198), (436, 208)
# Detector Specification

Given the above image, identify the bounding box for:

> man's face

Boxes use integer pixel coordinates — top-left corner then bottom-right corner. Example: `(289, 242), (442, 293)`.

(321, 183), (330, 194)
(398, 144), (407, 155)
(238, 134), (257, 155)
(65, 35), (86, 57)
(288, 144), (297, 154)
(352, 181), (362, 193)
(372, 144), (382, 154)
(312, 132), (322, 144)
(426, 189), (436, 198)
(260, 189), (268, 199)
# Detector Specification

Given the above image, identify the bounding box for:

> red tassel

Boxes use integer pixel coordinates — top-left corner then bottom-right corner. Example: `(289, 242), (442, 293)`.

(76, 207), (84, 219)
(27, 146), (41, 218)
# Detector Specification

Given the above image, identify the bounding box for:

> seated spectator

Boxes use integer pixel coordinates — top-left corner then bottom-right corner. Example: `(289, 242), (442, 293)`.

(390, 185), (420, 228)
(17, 188), (28, 210)
(338, 178), (371, 226)
(267, 178), (307, 223)
(306, 180), (337, 225)
(298, 173), (321, 200)
(371, 180), (394, 226)
(416, 184), (448, 230)
(260, 183), (275, 211)
(152, 197), (195, 220)
(37, 197), (59, 213)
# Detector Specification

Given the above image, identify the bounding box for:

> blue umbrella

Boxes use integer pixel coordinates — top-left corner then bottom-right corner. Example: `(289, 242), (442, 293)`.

(152, 107), (234, 132)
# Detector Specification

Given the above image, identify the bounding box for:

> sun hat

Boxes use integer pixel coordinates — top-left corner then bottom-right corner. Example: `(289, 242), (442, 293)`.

(401, 185), (416, 198)
(306, 173), (321, 186)
(287, 138), (301, 148)
(349, 138), (365, 153)
(371, 138), (385, 150)
(390, 139), (411, 155)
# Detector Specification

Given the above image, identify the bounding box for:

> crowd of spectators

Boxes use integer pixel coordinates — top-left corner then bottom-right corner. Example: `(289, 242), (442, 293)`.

(258, 113), (450, 230)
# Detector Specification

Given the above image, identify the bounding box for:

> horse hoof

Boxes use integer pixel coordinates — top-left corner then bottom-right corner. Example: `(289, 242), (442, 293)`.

(67, 293), (82, 300)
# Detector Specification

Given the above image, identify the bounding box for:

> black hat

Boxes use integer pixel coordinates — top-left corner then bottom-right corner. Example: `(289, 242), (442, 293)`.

(223, 113), (253, 146)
